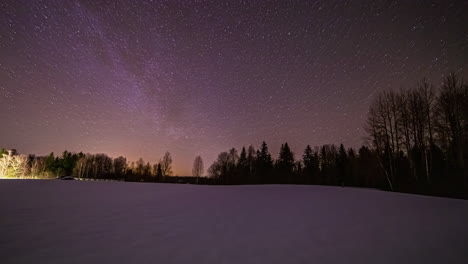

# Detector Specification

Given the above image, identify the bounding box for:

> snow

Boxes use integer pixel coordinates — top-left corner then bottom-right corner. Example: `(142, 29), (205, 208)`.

(1, 180), (467, 264)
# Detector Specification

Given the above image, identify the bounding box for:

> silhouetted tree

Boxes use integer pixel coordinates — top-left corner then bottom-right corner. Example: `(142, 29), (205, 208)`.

(113, 156), (127, 179)
(336, 144), (348, 186)
(303, 145), (319, 184)
(247, 145), (256, 183)
(160, 152), (173, 177)
(237, 147), (249, 183)
(255, 141), (273, 183)
(208, 152), (229, 183)
(226, 148), (239, 184)
(155, 163), (163, 182)
(192, 156), (204, 183)
(276, 143), (295, 183)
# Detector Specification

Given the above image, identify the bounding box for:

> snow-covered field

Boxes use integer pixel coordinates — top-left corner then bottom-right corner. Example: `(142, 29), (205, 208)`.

(1, 180), (467, 264)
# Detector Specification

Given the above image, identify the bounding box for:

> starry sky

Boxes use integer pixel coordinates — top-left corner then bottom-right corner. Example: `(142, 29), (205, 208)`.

(1, 0), (467, 175)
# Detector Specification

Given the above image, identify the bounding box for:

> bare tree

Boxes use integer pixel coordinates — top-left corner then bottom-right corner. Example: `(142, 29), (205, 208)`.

(435, 73), (466, 170)
(208, 152), (229, 180)
(136, 158), (145, 176)
(366, 74), (468, 190)
(0, 150), (28, 178)
(192, 156), (204, 183)
(113, 156), (127, 179)
(366, 92), (400, 190)
(12, 155), (28, 178)
(31, 156), (47, 178)
(74, 155), (89, 179)
(192, 156), (204, 177)
(160, 152), (173, 177)
(0, 150), (13, 178)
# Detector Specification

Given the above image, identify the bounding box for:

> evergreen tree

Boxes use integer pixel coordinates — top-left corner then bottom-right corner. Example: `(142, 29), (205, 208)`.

(155, 163), (163, 182)
(294, 161), (303, 182)
(277, 143), (295, 183)
(45, 152), (55, 176)
(227, 148), (239, 184)
(247, 145), (256, 183)
(347, 148), (357, 186)
(237, 147), (248, 183)
(303, 145), (319, 184)
(144, 162), (152, 179)
(256, 141), (273, 183)
(336, 144), (348, 186)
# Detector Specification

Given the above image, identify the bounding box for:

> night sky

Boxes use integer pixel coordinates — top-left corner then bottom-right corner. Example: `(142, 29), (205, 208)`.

(1, 0), (467, 175)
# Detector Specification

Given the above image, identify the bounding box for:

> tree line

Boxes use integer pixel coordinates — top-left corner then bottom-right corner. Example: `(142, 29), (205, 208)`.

(208, 142), (384, 188)
(1, 73), (466, 198)
(0, 149), (177, 183)
(207, 73), (467, 198)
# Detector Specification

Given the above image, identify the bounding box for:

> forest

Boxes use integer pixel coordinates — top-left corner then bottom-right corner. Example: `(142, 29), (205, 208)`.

(1, 73), (467, 198)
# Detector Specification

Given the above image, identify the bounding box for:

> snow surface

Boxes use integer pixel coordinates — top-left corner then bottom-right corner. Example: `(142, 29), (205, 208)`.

(1, 180), (468, 264)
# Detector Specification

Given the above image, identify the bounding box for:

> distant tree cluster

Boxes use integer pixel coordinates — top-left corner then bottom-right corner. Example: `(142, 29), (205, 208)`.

(208, 142), (385, 188)
(0, 149), (177, 183)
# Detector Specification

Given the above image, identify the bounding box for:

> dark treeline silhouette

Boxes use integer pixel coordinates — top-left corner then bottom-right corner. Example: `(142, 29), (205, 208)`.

(208, 142), (385, 188)
(208, 73), (468, 199)
(1, 73), (467, 198)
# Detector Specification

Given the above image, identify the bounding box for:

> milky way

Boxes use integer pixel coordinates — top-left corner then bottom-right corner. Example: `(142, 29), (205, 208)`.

(1, 0), (467, 175)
